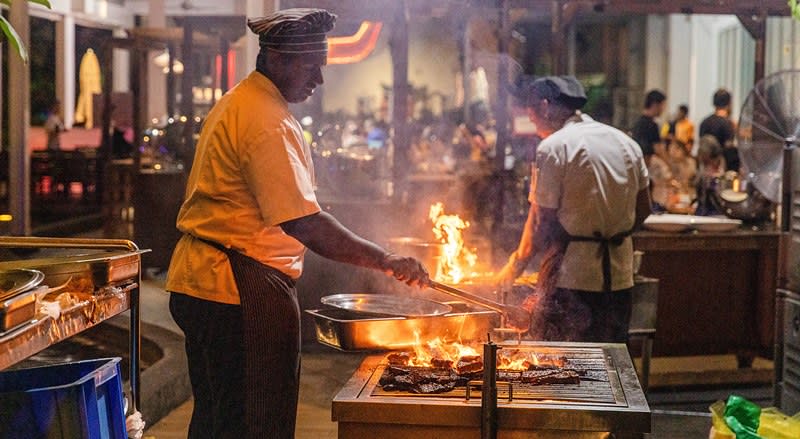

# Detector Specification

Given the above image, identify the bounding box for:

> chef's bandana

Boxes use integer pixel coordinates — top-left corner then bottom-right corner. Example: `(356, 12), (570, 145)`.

(247, 8), (336, 54)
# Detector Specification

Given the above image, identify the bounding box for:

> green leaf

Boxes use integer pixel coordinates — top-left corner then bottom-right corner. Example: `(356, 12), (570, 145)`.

(0, 1), (52, 9)
(28, 0), (53, 8)
(0, 14), (28, 64)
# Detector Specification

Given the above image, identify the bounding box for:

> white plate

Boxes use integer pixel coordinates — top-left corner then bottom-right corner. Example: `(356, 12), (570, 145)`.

(643, 222), (691, 233)
(643, 214), (692, 232)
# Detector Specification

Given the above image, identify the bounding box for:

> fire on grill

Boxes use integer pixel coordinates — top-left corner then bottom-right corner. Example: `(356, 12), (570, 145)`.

(378, 334), (584, 395)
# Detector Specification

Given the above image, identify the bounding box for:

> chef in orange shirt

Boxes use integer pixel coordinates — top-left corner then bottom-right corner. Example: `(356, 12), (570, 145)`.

(166, 9), (428, 438)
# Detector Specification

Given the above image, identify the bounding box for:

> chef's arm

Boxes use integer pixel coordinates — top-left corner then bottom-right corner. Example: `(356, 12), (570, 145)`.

(634, 187), (652, 230)
(280, 211), (429, 284)
(512, 204), (539, 263)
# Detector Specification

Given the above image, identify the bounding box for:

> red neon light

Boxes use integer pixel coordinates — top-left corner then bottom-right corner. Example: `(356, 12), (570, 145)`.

(328, 21), (383, 65)
(227, 50), (236, 88)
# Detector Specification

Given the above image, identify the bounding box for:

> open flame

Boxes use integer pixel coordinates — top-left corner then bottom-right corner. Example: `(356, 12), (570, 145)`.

(393, 331), (567, 371)
(405, 330), (480, 368)
(429, 202), (478, 284)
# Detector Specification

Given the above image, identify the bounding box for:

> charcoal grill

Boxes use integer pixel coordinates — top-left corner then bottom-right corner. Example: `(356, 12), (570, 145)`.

(333, 341), (650, 438)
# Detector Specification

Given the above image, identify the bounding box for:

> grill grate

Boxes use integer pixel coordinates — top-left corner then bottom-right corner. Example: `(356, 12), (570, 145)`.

(370, 346), (619, 405)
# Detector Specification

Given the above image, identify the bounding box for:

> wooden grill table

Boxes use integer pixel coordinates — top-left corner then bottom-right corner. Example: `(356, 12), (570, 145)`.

(633, 227), (779, 365)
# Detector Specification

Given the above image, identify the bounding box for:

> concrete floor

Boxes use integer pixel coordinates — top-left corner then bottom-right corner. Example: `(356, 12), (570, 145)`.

(138, 276), (770, 438)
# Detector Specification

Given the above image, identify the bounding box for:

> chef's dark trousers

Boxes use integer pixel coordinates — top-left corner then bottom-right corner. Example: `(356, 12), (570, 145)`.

(169, 263), (300, 439)
(529, 288), (632, 343)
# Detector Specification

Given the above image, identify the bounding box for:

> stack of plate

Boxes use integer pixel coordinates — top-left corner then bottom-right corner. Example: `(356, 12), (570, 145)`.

(643, 214), (742, 233)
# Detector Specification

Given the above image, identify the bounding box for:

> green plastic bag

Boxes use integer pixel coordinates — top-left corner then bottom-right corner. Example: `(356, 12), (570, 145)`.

(724, 395), (762, 439)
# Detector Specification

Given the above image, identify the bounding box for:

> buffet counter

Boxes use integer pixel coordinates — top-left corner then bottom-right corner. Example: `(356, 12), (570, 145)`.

(633, 227), (780, 364)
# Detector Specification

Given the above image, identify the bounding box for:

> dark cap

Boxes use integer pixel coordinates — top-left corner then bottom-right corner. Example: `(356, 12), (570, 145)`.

(511, 75), (587, 110)
(247, 8), (336, 54)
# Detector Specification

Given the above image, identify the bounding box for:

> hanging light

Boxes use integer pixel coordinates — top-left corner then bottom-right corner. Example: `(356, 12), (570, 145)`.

(154, 51), (184, 74)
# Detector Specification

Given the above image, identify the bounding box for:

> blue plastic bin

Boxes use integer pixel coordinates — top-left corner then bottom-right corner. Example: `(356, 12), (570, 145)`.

(0, 357), (127, 439)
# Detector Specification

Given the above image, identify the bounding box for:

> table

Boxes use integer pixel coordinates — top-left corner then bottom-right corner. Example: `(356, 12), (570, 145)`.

(633, 228), (780, 364)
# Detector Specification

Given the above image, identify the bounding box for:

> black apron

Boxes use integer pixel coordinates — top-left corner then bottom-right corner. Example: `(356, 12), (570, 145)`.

(195, 235), (301, 439)
(526, 221), (633, 341)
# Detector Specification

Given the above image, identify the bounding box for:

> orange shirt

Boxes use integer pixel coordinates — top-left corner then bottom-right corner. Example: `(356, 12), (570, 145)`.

(166, 71), (320, 305)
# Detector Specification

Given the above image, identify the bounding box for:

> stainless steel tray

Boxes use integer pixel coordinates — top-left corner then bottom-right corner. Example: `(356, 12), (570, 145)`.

(0, 269), (44, 300)
(321, 293), (453, 317)
(0, 269), (43, 332)
(306, 304), (498, 351)
(0, 290), (37, 333)
(0, 251), (147, 290)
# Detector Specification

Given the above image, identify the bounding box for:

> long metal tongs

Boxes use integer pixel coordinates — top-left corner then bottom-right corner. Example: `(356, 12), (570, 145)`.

(427, 280), (517, 315)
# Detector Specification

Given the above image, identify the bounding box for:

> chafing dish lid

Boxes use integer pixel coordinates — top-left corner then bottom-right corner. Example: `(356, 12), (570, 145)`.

(321, 293), (452, 317)
(0, 269), (45, 300)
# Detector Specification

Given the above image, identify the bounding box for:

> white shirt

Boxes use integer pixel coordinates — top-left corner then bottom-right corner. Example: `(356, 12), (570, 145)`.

(532, 114), (649, 292)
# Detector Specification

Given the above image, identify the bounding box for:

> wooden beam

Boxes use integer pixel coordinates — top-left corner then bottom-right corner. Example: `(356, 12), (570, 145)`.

(282, 0), (791, 18)
(181, 20), (195, 156)
(8, 0), (30, 235)
(390, 1), (410, 187)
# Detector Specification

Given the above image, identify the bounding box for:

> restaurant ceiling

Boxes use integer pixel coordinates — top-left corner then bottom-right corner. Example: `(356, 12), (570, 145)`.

(284, 0), (791, 21)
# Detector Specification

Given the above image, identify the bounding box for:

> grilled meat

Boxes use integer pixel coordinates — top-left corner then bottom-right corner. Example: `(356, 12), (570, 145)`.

(455, 355), (483, 375)
(388, 352), (414, 365)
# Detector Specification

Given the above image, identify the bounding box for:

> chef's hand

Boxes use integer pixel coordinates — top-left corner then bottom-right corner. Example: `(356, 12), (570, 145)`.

(505, 305), (531, 332)
(382, 253), (431, 287)
(495, 251), (527, 291)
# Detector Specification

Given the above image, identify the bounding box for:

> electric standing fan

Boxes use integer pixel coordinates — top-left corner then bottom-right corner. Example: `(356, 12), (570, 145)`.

(733, 70), (800, 223)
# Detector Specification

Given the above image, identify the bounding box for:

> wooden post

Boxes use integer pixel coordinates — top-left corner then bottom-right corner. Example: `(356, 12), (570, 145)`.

(389, 0), (410, 193)
(99, 40), (117, 205)
(737, 13), (767, 84)
(220, 37), (231, 93)
(181, 23), (195, 153)
(166, 43), (176, 118)
(492, 0), (511, 252)
(8, 0), (30, 235)
(551, 0), (565, 75)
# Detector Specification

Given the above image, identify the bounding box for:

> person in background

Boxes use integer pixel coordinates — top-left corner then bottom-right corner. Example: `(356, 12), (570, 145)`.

(44, 99), (65, 151)
(166, 9), (429, 438)
(699, 89), (739, 172)
(661, 104), (695, 154)
(648, 140), (674, 212)
(630, 89), (667, 163)
(497, 75), (651, 342)
(667, 139), (697, 210)
(695, 134), (727, 216)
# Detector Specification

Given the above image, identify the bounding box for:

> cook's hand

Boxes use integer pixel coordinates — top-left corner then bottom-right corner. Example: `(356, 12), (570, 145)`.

(382, 253), (430, 287)
(505, 306), (531, 332)
(495, 251), (527, 291)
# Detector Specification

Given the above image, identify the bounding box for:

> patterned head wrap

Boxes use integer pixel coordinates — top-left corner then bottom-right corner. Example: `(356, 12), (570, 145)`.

(247, 8), (337, 54)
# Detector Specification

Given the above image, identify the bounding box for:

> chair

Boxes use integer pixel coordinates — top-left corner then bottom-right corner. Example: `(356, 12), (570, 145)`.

(628, 276), (659, 393)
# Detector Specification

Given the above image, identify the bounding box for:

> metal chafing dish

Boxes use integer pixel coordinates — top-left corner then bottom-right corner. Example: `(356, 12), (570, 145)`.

(306, 302), (498, 351)
(0, 250), (146, 291)
(0, 269), (44, 332)
(333, 341), (650, 438)
(0, 237), (146, 412)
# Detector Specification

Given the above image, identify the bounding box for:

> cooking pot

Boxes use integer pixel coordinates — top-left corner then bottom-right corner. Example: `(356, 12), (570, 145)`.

(386, 237), (444, 273)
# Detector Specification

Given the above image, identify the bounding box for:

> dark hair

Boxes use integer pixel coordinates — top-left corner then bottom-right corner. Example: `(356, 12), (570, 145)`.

(713, 89), (731, 108)
(678, 104), (689, 115)
(644, 90), (666, 109)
